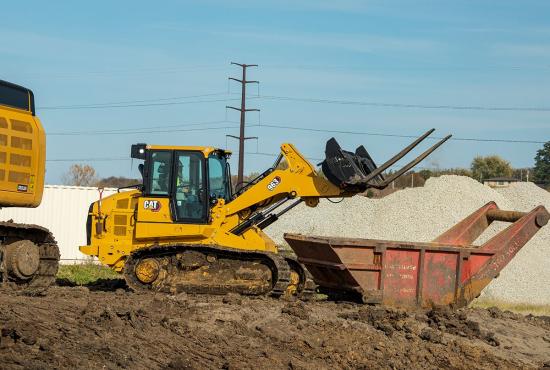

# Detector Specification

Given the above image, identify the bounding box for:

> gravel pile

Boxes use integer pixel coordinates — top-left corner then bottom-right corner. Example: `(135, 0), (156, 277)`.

(482, 182), (550, 304)
(264, 175), (550, 305)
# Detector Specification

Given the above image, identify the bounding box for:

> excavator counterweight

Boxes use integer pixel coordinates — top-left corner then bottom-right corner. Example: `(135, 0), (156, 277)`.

(0, 80), (59, 291)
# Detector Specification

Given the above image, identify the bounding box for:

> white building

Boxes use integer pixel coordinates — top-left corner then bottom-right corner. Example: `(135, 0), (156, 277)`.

(0, 185), (119, 264)
(482, 177), (520, 188)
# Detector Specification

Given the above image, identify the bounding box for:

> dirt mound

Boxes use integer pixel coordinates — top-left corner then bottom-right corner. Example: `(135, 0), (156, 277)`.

(424, 307), (499, 346)
(338, 305), (499, 345)
(1, 286), (549, 369)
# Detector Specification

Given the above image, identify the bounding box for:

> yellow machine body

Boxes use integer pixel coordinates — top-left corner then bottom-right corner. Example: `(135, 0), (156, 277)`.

(0, 80), (59, 291)
(79, 128), (450, 296)
(0, 84), (46, 208)
(80, 143), (343, 271)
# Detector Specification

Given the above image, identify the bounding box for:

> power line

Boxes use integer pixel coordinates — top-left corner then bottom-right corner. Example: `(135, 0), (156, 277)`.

(46, 157), (129, 162)
(38, 96), (247, 110)
(58, 125), (241, 136)
(20, 63), (550, 79)
(256, 123), (546, 144)
(48, 120), (233, 136)
(44, 151), (438, 173)
(38, 92), (228, 109)
(19, 64), (228, 77)
(46, 119), (544, 144)
(46, 116), (543, 144)
(261, 63), (550, 72)
(37, 90), (549, 112)
(236, 151), (432, 171)
(256, 94), (550, 112)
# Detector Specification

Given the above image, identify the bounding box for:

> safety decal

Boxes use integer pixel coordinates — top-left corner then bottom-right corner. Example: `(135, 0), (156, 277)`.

(267, 176), (281, 191)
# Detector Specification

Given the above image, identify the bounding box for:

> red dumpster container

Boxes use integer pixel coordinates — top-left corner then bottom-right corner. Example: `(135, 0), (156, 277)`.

(285, 202), (549, 308)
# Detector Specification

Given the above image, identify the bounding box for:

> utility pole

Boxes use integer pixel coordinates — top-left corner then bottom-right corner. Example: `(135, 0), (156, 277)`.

(226, 62), (259, 188)
(520, 169), (523, 181)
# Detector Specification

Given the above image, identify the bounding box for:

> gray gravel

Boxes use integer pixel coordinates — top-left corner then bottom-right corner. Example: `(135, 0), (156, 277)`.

(264, 175), (550, 305)
(482, 182), (550, 304)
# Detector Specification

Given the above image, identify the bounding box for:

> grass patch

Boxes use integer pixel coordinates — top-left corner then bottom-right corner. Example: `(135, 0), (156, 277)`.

(57, 263), (121, 285)
(471, 298), (550, 316)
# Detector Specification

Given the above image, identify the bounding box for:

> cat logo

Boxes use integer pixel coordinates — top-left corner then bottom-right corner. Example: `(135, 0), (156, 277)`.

(143, 200), (161, 212)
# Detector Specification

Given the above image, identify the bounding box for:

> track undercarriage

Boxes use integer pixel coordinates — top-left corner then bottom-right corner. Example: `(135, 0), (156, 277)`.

(124, 244), (315, 298)
(0, 222), (60, 291)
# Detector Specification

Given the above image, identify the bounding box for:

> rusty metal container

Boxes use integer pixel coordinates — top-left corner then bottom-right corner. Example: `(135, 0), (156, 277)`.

(285, 202), (549, 308)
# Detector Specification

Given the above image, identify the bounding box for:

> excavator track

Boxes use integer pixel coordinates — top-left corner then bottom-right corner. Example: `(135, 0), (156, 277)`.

(0, 221), (60, 291)
(124, 244), (313, 298)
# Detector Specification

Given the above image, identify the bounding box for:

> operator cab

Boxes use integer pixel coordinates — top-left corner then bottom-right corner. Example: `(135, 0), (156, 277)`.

(131, 143), (232, 223)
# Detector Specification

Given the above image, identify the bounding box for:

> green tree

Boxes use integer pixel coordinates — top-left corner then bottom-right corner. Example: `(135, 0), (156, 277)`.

(533, 142), (550, 184)
(470, 155), (513, 181)
(418, 169), (433, 180)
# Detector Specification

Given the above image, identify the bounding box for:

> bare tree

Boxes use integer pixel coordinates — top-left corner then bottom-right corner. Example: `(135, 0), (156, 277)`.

(62, 164), (98, 186)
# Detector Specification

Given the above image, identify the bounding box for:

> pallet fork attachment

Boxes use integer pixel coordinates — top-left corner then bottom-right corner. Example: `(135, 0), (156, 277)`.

(322, 129), (452, 191)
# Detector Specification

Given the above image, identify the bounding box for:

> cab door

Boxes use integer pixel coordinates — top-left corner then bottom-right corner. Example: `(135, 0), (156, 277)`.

(171, 151), (208, 223)
(134, 150), (208, 240)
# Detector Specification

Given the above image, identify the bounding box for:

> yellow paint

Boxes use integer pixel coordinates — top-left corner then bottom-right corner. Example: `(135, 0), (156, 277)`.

(79, 143), (349, 271)
(0, 103), (46, 208)
(134, 258), (160, 283)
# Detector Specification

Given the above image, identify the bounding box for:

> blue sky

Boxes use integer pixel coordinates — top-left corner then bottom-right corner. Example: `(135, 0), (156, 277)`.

(1, 0), (549, 183)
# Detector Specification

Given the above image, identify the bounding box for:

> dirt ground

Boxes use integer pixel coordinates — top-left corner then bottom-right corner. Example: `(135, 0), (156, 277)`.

(1, 280), (550, 370)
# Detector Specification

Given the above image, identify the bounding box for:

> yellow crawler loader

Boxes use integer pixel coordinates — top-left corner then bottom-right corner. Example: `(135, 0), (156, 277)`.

(0, 80), (59, 290)
(80, 131), (450, 296)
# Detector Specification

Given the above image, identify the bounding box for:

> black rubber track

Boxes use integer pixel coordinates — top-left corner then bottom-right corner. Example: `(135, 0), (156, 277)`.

(0, 222), (60, 291)
(123, 244), (299, 297)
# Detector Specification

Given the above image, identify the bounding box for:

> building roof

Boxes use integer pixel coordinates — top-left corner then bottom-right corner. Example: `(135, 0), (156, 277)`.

(482, 177), (520, 182)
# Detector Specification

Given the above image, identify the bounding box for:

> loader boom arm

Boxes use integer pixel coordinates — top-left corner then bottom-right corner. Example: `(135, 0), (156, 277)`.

(225, 128), (451, 220)
(224, 143), (344, 218)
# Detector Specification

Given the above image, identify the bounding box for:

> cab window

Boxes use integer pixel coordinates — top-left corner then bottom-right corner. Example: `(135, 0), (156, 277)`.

(208, 154), (230, 202)
(149, 151), (172, 195)
(174, 152), (206, 221)
(0, 81), (32, 113)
